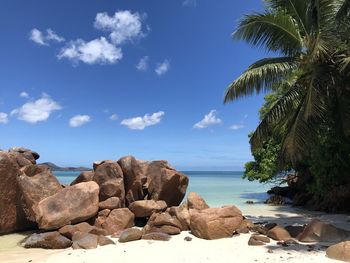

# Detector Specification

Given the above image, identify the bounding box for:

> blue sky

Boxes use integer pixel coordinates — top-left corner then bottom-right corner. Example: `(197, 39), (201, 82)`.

(0, 0), (266, 170)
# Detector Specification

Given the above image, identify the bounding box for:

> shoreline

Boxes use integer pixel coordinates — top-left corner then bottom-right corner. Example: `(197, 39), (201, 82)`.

(1, 205), (349, 263)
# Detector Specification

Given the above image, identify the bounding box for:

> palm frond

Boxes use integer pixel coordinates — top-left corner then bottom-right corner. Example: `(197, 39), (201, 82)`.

(336, 0), (350, 20)
(224, 57), (298, 102)
(233, 12), (303, 56)
(250, 84), (303, 149)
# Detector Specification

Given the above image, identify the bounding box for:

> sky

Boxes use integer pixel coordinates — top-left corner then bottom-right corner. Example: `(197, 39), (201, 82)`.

(0, 0), (267, 170)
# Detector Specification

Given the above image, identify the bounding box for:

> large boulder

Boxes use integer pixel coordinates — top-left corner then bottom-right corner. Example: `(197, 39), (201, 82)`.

(24, 231), (72, 249)
(93, 161), (125, 204)
(326, 241), (350, 262)
(0, 152), (34, 234)
(129, 200), (167, 218)
(298, 219), (350, 243)
(8, 147), (40, 167)
(168, 203), (191, 230)
(70, 171), (94, 186)
(187, 192), (209, 210)
(146, 161), (189, 207)
(101, 208), (135, 235)
(143, 212), (183, 235)
(17, 165), (62, 221)
(190, 206), (243, 240)
(35, 181), (99, 230)
(118, 156), (148, 206)
(8, 147), (40, 161)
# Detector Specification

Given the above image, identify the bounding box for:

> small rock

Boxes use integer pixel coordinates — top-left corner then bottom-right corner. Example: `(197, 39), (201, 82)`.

(119, 228), (143, 243)
(98, 235), (115, 246)
(24, 231), (72, 249)
(142, 232), (171, 241)
(72, 232), (98, 250)
(184, 236), (192, 241)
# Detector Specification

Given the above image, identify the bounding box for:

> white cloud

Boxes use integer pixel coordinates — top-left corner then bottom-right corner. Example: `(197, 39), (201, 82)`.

(121, 111), (164, 130)
(20, 91), (29, 98)
(11, 93), (62, 124)
(183, 0), (197, 7)
(58, 37), (122, 65)
(69, 115), (91, 128)
(194, 110), (222, 129)
(230, 124), (244, 130)
(94, 10), (146, 45)
(110, 114), (118, 121)
(155, 59), (170, 76)
(29, 28), (64, 46)
(136, 56), (149, 71)
(46, 29), (65, 42)
(0, 113), (8, 124)
(29, 28), (47, 46)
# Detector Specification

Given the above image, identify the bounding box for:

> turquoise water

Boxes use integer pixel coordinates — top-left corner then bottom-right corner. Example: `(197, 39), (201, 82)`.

(54, 171), (271, 209)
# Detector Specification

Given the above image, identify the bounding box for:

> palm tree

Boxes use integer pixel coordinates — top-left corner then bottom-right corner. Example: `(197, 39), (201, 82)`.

(224, 0), (350, 166)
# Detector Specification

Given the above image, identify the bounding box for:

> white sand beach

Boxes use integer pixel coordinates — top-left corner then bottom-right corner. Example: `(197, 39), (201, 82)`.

(1, 206), (349, 263)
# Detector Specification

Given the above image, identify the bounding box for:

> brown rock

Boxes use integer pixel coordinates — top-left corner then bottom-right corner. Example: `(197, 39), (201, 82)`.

(72, 232), (98, 249)
(99, 197), (122, 210)
(17, 166), (62, 221)
(146, 161), (189, 207)
(0, 152), (35, 234)
(118, 156), (148, 206)
(190, 206), (243, 240)
(237, 219), (254, 234)
(118, 228), (143, 243)
(98, 235), (115, 246)
(143, 212), (183, 235)
(187, 192), (209, 210)
(59, 222), (94, 239)
(101, 208), (135, 235)
(93, 209), (111, 229)
(168, 203), (191, 230)
(285, 225), (305, 239)
(184, 236), (192, 241)
(20, 164), (48, 177)
(129, 200), (167, 218)
(8, 152), (33, 167)
(248, 236), (265, 246)
(298, 219), (350, 243)
(252, 235), (270, 243)
(267, 226), (292, 241)
(142, 232), (171, 241)
(8, 147), (40, 161)
(89, 227), (107, 236)
(35, 181), (99, 230)
(93, 161), (125, 203)
(326, 241), (350, 262)
(70, 171), (94, 186)
(24, 231), (72, 249)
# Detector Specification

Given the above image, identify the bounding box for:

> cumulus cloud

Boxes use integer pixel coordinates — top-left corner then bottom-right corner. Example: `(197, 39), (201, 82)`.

(20, 91), (29, 98)
(94, 10), (146, 45)
(121, 111), (164, 130)
(110, 114), (119, 121)
(230, 124), (244, 130)
(155, 59), (170, 76)
(136, 56), (149, 71)
(0, 113), (8, 124)
(194, 110), (222, 129)
(58, 37), (122, 65)
(29, 28), (64, 46)
(69, 115), (91, 128)
(11, 93), (62, 123)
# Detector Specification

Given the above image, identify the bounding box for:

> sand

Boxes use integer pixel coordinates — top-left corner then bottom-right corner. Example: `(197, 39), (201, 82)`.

(0, 205), (349, 263)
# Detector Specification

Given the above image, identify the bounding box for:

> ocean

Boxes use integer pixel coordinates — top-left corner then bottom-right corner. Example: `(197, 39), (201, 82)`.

(55, 171), (272, 211)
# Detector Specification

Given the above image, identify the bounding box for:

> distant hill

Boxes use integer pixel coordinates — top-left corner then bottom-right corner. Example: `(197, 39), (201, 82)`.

(40, 162), (92, 172)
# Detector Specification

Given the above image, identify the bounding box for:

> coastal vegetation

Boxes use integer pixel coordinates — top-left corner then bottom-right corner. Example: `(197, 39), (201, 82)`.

(225, 0), (350, 212)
